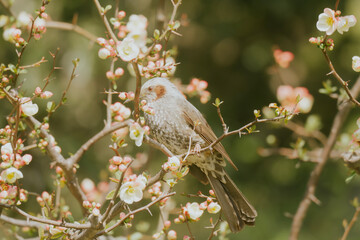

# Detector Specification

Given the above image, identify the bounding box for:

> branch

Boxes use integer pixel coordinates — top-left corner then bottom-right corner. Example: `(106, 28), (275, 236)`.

(95, 192), (176, 237)
(283, 121), (327, 146)
(46, 21), (98, 42)
(131, 61), (142, 121)
(340, 207), (360, 240)
(68, 120), (133, 165)
(1, 205), (91, 229)
(289, 76), (360, 240)
(322, 49), (360, 107)
(93, 0), (118, 42)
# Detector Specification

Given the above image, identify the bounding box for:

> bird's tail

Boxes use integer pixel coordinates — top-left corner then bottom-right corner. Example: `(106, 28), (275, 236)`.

(207, 173), (257, 232)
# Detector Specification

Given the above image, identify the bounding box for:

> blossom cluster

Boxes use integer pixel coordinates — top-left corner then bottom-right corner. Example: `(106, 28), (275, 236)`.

(0, 141), (32, 201)
(316, 8), (356, 35)
(110, 102), (131, 122)
(186, 78), (211, 104)
(83, 200), (102, 216)
(118, 91), (135, 101)
(106, 67), (124, 80)
(174, 191), (221, 224)
(1, 5), (48, 46)
(119, 174), (147, 204)
(140, 100), (155, 115)
(108, 155), (132, 173)
(141, 57), (177, 78)
(276, 85), (314, 114)
(35, 87), (53, 99)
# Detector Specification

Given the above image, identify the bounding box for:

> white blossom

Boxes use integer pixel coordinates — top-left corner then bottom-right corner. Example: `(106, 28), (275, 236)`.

(186, 202), (204, 220)
(1, 143), (13, 155)
(119, 181), (143, 204)
(352, 56), (360, 72)
(316, 8), (337, 35)
(126, 14), (148, 32)
(129, 123), (145, 147)
(167, 156), (181, 171)
(127, 30), (147, 48)
(337, 15), (357, 34)
(1, 167), (23, 184)
(207, 202), (221, 214)
(117, 38), (140, 62)
(21, 98), (39, 116)
(17, 11), (32, 27)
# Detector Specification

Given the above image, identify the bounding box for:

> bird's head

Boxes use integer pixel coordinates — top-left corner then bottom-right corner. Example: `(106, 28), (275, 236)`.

(140, 77), (183, 103)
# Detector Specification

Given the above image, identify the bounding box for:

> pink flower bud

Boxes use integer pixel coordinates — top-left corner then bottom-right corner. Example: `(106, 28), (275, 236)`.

(164, 220), (171, 229)
(108, 164), (118, 172)
(112, 156), (123, 165)
(123, 156), (132, 164)
(118, 92), (127, 100)
(40, 91), (53, 99)
(118, 11), (126, 19)
(174, 218), (181, 224)
(115, 67), (124, 77)
(167, 230), (177, 240)
(154, 44), (162, 52)
(98, 48), (111, 59)
(97, 38), (107, 46)
(106, 71), (115, 80)
(127, 91), (135, 100)
(118, 164), (127, 172)
(35, 87), (42, 95)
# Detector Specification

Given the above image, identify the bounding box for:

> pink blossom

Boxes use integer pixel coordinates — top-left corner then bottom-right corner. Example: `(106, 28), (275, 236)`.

(273, 49), (294, 68)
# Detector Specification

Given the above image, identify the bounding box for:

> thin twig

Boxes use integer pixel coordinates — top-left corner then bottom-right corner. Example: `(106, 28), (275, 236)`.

(284, 121), (327, 146)
(46, 21), (98, 42)
(69, 120), (133, 165)
(95, 192), (176, 236)
(321, 49), (360, 107)
(208, 215), (222, 240)
(340, 207), (360, 240)
(100, 160), (134, 225)
(93, 0), (118, 42)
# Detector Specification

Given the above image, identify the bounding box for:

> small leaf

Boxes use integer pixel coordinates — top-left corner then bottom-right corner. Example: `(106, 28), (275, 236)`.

(104, 5), (112, 13)
(46, 101), (56, 113)
(345, 171), (356, 184)
(173, 20), (181, 29)
(352, 197), (359, 208)
(153, 29), (160, 40)
(106, 189), (116, 200)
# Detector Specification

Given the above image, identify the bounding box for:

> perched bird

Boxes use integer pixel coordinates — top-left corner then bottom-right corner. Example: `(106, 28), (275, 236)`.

(140, 77), (257, 232)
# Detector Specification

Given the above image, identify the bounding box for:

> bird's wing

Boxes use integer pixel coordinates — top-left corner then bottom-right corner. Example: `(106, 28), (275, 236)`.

(182, 101), (238, 170)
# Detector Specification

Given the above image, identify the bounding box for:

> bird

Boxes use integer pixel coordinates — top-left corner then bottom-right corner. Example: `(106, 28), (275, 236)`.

(139, 77), (257, 232)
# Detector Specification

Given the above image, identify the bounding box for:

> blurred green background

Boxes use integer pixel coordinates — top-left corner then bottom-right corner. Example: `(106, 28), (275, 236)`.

(1, 0), (360, 239)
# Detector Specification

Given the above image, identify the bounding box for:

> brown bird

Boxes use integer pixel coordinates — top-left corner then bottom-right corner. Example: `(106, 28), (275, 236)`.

(140, 77), (257, 232)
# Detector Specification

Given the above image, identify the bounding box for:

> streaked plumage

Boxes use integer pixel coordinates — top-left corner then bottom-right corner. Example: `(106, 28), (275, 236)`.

(140, 77), (257, 232)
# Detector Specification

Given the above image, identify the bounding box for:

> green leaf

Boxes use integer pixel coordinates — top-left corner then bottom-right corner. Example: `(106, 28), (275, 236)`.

(153, 29), (160, 40)
(173, 20), (181, 29)
(345, 171), (356, 184)
(46, 101), (56, 113)
(106, 189), (116, 200)
(104, 5), (112, 13)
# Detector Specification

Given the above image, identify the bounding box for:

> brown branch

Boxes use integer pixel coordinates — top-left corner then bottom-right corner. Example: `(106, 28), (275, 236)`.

(257, 147), (342, 163)
(340, 207), (360, 240)
(25, 116), (88, 214)
(131, 61), (142, 121)
(100, 160), (134, 225)
(68, 120), (133, 165)
(322, 49), (360, 107)
(284, 121), (327, 146)
(46, 21), (98, 42)
(1, 205), (91, 229)
(93, 0), (118, 42)
(289, 76), (360, 240)
(180, 113), (294, 159)
(95, 192), (176, 237)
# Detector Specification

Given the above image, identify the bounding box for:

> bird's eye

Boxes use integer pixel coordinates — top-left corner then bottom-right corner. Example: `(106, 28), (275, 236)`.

(148, 86), (153, 91)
